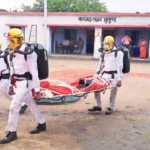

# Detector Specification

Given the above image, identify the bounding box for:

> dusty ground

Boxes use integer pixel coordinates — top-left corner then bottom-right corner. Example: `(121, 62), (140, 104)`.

(0, 57), (150, 150)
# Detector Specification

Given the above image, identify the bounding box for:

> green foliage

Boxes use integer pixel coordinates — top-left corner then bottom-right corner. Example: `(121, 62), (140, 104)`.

(21, 0), (107, 12)
(21, 4), (34, 12)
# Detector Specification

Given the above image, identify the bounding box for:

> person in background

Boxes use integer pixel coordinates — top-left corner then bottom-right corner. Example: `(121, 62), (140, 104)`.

(62, 38), (69, 54)
(121, 34), (131, 49)
(76, 37), (84, 54)
(121, 34), (132, 57)
(69, 38), (76, 53)
(139, 37), (147, 59)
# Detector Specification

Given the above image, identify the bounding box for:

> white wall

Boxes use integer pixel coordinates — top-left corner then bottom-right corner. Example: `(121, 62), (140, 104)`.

(0, 15), (44, 50)
(47, 16), (150, 26)
(93, 28), (102, 58)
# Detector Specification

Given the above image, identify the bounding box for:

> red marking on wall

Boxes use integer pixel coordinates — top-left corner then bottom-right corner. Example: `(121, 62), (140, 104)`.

(5, 24), (27, 27)
(48, 24), (150, 28)
(1, 12), (150, 17)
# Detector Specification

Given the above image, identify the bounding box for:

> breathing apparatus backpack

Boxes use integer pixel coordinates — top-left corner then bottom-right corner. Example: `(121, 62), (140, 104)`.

(12, 43), (49, 80)
(113, 46), (130, 74)
(24, 43), (49, 80)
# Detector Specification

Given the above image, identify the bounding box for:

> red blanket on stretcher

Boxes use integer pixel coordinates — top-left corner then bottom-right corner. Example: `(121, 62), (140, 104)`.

(40, 75), (110, 96)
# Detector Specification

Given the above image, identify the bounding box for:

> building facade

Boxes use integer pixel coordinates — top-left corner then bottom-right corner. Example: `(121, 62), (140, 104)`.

(0, 12), (150, 59)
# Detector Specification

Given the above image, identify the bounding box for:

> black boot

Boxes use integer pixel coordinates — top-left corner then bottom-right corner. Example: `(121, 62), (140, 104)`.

(20, 104), (28, 114)
(30, 123), (46, 134)
(105, 107), (114, 115)
(0, 132), (17, 144)
(88, 106), (102, 112)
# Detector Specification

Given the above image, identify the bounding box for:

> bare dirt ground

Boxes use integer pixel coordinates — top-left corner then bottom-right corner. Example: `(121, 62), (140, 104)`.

(0, 57), (150, 150)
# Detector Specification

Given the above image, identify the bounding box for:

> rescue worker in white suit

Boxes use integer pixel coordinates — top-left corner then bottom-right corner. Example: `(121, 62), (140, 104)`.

(0, 28), (46, 144)
(0, 47), (28, 114)
(88, 36), (124, 115)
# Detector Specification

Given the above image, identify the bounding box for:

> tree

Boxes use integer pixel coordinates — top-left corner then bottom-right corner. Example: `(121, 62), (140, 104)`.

(21, 4), (35, 12)
(21, 0), (107, 12)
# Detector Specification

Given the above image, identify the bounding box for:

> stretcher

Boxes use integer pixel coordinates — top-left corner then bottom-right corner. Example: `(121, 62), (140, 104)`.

(39, 75), (114, 103)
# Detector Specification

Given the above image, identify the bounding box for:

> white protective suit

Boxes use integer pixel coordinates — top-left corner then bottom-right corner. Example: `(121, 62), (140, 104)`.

(5, 44), (45, 132)
(0, 52), (26, 106)
(94, 47), (124, 110)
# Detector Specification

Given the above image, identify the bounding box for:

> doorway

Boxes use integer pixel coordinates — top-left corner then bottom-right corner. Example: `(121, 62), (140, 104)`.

(86, 29), (95, 54)
(102, 30), (116, 41)
(64, 29), (77, 41)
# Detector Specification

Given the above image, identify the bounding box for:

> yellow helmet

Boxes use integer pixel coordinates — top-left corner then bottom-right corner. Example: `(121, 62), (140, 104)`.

(103, 36), (114, 51)
(4, 28), (24, 50)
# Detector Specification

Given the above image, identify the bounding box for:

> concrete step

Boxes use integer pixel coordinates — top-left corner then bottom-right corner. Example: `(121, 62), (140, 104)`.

(49, 54), (150, 63)
(49, 54), (94, 60)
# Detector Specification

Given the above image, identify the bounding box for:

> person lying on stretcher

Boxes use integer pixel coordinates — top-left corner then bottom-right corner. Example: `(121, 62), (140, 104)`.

(40, 75), (110, 98)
